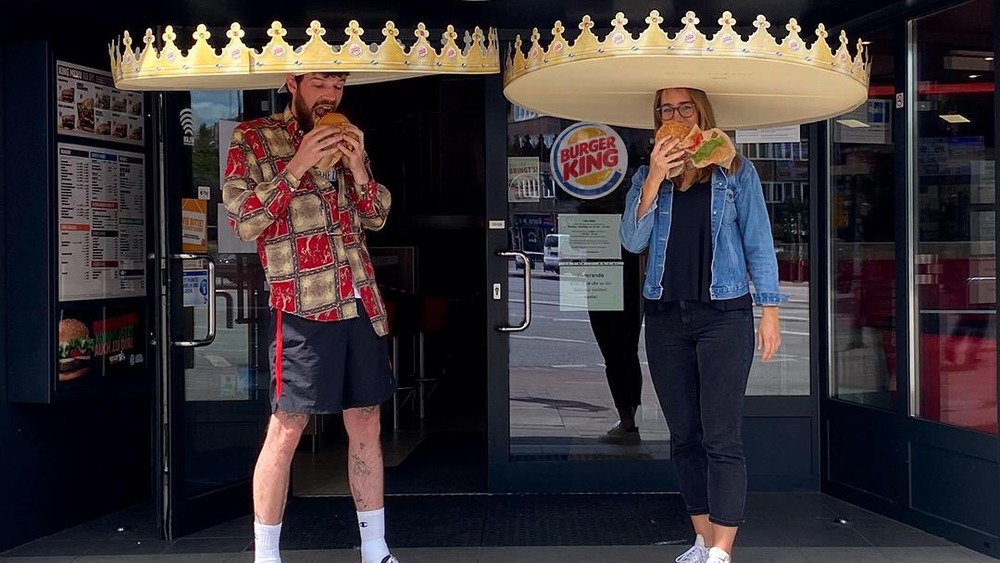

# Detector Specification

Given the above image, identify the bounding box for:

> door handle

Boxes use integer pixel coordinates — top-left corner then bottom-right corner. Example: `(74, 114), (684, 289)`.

(497, 250), (532, 332)
(172, 253), (217, 347)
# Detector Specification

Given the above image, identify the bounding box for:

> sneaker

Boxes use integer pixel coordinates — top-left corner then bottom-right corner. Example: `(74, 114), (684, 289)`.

(675, 535), (708, 563)
(706, 547), (731, 563)
(598, 421), (641, 444)
(379, 557), (400, 563)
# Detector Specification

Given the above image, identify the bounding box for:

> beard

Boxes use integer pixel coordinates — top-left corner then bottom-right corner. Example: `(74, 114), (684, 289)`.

(293, 95), (338, 133)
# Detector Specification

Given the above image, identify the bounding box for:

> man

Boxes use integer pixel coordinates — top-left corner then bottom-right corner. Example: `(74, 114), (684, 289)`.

(223, 71), (397, 563)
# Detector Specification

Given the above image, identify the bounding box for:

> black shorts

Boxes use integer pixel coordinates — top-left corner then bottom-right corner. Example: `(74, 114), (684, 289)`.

(269, 302), (395, 414)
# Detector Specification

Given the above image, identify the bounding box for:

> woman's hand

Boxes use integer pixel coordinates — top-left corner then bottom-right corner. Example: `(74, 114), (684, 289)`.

(637, 136), (686, 217)
(757, 306), (781, 362)
(647, 135), (686, 186)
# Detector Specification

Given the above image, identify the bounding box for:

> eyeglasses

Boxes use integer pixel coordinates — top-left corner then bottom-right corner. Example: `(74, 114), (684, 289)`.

(657, 102), (697, 120)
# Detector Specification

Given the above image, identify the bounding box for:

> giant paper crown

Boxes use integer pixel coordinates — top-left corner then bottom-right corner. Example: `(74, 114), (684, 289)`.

(110, 20), (500, 91)
(503, 10), (871, 129)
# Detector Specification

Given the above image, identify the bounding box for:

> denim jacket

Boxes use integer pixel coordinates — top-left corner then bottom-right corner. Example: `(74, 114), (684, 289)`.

(619, 156), (787, 306)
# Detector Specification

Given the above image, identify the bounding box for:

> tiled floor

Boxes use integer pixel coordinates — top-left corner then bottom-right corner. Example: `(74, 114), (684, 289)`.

(1, 493), (996, 562)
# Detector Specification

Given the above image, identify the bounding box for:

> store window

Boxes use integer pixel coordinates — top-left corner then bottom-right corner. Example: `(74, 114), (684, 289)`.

(913, 0), (996, 434)
(738, 130), (811, 396)
(829, 28), (897, 409)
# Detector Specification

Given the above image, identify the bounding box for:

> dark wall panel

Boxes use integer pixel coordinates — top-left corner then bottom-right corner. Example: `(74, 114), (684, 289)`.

(826, 416), (897, 501)
(910, 441), (999, 535)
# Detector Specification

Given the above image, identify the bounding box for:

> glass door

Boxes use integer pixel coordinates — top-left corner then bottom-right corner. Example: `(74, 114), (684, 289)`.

(154, 90), (272, 538)
(491, 103), (675, 491)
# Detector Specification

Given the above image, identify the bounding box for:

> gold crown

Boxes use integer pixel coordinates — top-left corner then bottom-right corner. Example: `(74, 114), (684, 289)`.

(503, 10), (871, 129)
(110, 20), (500, 91)
(506, 10), (869, 89)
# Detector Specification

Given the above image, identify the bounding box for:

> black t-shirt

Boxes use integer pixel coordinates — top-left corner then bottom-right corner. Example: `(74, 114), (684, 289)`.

(653, 180), (752, 312)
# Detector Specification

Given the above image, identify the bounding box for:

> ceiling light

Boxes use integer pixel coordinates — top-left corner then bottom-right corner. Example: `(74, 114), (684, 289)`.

(969, 74), (981, 78)
(986, 57), (995, 61)
(861, 41), (872, 45)
(836, 119), (870, 128)
(939, 114), (970, 124)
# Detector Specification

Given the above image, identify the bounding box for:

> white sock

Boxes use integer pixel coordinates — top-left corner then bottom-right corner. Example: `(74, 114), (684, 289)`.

(254, 521), (282, 563)
(358, 508), (390, 563)
(695, 533), (706, 548)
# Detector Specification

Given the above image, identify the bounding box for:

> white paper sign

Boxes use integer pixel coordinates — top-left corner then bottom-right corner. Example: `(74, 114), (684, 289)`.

(558, 262), (624, 311)
(735, 125), (801, 144)
(557, 214), (622, 261)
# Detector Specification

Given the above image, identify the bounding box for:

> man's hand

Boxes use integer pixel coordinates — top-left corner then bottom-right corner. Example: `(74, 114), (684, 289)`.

(756, 306), (782, 362)
(285, 125), (339, 179)
(332, 124), (369, 185)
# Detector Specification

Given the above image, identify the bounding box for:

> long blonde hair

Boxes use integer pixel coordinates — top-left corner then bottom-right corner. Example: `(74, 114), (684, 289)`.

(653, 87), (741, 181)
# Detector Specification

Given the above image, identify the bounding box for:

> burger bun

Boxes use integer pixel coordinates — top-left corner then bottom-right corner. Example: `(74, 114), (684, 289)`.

(315, 112), (358, 172)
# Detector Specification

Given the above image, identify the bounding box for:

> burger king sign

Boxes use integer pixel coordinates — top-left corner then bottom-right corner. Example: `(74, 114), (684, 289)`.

(550, 122), (628, 200)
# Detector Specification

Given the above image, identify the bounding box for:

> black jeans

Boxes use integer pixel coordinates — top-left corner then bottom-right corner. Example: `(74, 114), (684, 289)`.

(645, 300), (754, 526)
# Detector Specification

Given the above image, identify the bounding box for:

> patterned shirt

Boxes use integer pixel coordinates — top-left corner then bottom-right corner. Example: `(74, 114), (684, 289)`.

(222, 107), (391, 336)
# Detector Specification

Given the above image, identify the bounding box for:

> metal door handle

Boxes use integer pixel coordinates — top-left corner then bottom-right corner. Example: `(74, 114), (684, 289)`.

(497, 250), (531, 332)
(172, 253), (217, 347)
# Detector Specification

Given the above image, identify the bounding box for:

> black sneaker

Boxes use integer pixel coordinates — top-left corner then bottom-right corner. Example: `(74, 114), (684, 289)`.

(598, 421), (641, 444)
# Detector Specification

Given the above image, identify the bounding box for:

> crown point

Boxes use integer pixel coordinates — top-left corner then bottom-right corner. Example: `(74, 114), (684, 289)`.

(552, 20), (566, 36)
(720, 11), (736, 27)
(346, 20), (363, 36)
(194, 24), (210, 41)
(580, 15), (595, 31)
(227, 23), (245, 40)
(612, 12), (629, 27)
(682, 11), (700, 26)
(786, 18), (802, 34)
(307, 20), (326, 37)
(415, 23), (430, 40)
(163, 26), (177, 43)
(753, 15), (771, 30)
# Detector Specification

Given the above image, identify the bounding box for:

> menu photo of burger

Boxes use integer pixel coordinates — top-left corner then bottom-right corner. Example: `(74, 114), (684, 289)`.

(58, 318), (94, 382)
(77, 98), (96, 133)
(59, 109), (76, 131)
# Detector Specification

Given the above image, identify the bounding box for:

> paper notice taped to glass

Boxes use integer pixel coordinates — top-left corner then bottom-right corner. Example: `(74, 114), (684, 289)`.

(558, 262), (624, 312)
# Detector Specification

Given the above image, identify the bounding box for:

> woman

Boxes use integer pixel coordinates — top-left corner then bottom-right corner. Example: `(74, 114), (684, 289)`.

(619, 88), (785, 563)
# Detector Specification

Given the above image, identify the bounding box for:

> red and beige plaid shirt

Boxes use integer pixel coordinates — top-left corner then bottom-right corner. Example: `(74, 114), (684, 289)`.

(223, 107), (391, 336)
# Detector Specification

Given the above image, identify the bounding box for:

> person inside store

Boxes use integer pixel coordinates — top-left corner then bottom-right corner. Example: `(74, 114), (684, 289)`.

(619, 87), (786, 563)
(223, 71), (399, 563)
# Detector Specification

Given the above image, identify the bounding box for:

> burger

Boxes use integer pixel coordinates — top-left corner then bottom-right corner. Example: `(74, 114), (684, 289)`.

(655, 120), (698, 177)
(58, 318), (93, 382)
(654, 121), (737, 172)
(315, 112), (360, 172)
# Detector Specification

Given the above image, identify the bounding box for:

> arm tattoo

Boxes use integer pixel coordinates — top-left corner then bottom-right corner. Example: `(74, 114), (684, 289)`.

(358, 406), (379, 419)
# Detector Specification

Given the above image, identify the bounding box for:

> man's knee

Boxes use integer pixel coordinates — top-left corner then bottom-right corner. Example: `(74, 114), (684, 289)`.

(268, 411), (309, 446)
(343, 405), (381, 437)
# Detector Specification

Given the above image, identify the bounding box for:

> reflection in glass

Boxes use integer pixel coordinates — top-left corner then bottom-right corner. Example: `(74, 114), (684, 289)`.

(507, 112), (671, 461)
(829, 28), (897, 410)
(183, 90), (258, 403)
(738, 131), (811, 396)
(913, 0), (996, 434)
(505, 109), (815, 461)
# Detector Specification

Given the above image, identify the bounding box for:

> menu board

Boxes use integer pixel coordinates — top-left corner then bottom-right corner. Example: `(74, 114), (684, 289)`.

(56, 60), (144, 145)
(57, 143), (146, 301)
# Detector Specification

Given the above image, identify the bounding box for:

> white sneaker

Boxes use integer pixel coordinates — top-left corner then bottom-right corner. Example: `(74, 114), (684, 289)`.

(706, 547), (732, 563)
(379, 557), (400, 563)
(675, 534), (709, 563)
